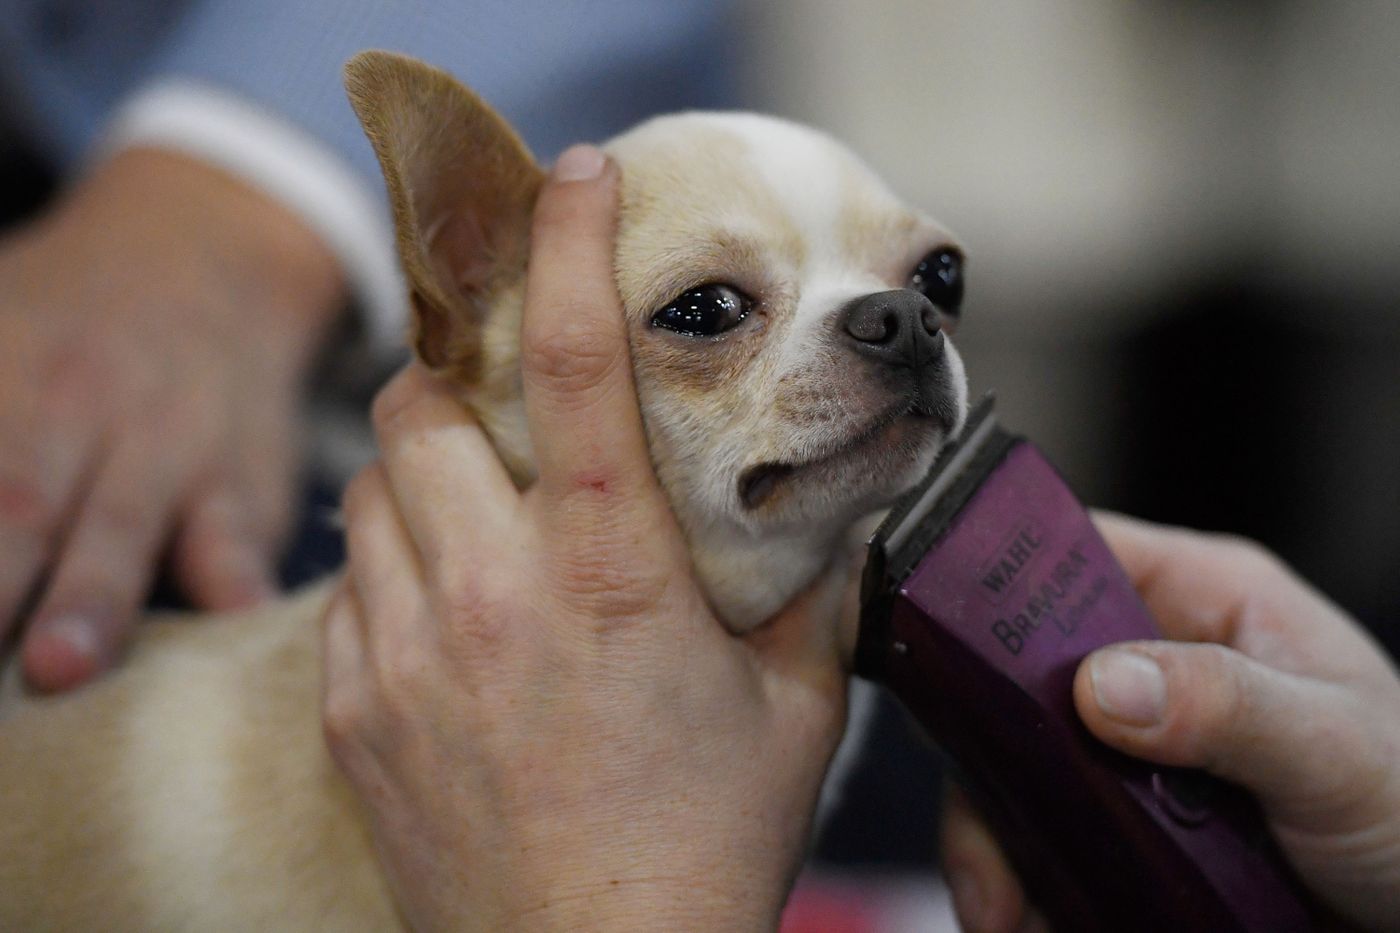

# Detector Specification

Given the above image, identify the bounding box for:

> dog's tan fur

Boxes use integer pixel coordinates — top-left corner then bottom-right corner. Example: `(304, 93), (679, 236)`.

(0, 584), (402, 930)
(0, 52), (967, 928)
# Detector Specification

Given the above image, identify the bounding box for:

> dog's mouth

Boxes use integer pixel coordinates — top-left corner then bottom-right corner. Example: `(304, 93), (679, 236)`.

(738, 403), (943, 510)
(738, 463), (797, 510)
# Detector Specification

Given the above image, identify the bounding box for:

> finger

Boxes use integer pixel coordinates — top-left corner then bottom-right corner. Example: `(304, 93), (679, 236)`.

(320, 581), (395, 818)
(170, 485), (281, 611)
(20, 438), (183, 691)
(368, 364), (518, 575)
(519, 146), (659, 519)
(342, 463), (429, 652)
(941, 783), (1031, 933)
(1093, 512), (1365, 670)
(0, 464), (68, 640)
(1074, 641), (1388, 826)
(320, 578), (372, 765)
(0, 408), (100, 639)
(321, 578), (368, 699)
(1093, 512), (1267, 644)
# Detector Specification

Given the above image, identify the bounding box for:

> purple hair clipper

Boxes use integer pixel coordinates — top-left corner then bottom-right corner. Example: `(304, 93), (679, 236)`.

(856, 396), (1317, 931)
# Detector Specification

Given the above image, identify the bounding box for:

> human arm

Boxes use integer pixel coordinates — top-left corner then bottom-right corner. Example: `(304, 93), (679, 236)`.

(320, 147), (851, 930)
(0, 146), (345, 690)
(0, 0), (744, 694)
(940, 513), (1400, 932)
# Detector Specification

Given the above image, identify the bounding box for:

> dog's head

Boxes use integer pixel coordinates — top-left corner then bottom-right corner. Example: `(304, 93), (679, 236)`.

(345, 51), (968, 630)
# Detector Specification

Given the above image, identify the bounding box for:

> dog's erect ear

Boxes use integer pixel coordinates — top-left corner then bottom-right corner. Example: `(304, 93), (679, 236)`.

(344, 50), (544, 380)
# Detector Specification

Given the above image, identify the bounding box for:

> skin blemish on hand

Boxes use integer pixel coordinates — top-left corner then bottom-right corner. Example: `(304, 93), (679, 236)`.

(573, 473), (610, 494)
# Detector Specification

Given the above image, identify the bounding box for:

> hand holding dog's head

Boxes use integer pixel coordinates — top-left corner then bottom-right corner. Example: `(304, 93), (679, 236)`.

(345, 51), (968, 629)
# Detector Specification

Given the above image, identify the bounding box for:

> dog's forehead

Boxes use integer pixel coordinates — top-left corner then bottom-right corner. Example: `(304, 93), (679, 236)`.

(691, 114), (890, 242)
(606, 112), (924, 273)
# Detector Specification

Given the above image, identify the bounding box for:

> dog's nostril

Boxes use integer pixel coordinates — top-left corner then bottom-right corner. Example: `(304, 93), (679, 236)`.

(839, 289), (947, 367)
(870, 310), (898, 342)
(879, 311), (900, 341)
(845, 308), (897, 343)
(920, 305), (943, 337)
(842, 289), (938, 348)
(846, 306), (910, 345)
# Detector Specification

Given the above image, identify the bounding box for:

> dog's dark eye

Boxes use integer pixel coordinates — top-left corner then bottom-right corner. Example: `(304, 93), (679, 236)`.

(909, 248), (965, 314)
(651, 284), (751, 336)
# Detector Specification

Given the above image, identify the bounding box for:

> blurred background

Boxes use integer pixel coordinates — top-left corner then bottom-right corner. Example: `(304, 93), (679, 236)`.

(733, 1), (1400, 927)
(2, 1), (1395, 929)
(742, 0), (1400, 649)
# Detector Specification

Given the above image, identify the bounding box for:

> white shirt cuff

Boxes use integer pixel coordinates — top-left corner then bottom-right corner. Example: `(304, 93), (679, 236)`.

(98, 80), (406, 354)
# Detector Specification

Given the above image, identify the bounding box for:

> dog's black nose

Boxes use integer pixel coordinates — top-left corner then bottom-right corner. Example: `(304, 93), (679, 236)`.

(839, 288), (944, 367)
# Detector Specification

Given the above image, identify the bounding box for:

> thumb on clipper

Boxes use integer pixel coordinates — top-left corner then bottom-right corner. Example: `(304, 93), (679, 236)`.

(1072, 642), (1380, 826)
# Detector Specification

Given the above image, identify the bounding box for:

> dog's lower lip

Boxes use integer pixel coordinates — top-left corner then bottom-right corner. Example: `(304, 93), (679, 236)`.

(738, 406), (939, 510)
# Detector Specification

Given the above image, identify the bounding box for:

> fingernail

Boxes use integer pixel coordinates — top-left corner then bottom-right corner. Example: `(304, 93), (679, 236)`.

(23, 614), (109, 692)
(553, 144), (606, 182)
(43, 614), (102, 661)
(948, 869), (985, 928)
(1090, 649), (1166, 726)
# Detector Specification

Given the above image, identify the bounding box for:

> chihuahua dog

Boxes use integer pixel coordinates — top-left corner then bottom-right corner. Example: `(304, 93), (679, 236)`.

(0, 51), (968, 929)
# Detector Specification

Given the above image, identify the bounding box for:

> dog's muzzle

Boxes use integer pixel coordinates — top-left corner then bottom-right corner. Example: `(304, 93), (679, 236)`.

(839, 288), (951, 416)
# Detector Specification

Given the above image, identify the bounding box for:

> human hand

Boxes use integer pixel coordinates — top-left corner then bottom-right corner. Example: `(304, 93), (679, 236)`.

(941, 512), (1400, 932)
(0, 147), (344, 691)
(321, 146), (851, 931)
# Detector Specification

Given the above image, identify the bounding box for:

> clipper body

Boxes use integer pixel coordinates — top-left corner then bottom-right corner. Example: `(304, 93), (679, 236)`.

(857, 400), (1314, 931)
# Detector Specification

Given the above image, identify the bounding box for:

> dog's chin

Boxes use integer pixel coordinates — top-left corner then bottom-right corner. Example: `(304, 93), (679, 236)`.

(737, 409), (952, 523)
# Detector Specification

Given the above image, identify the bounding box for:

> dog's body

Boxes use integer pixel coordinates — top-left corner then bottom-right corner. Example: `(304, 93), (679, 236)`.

(0, 52), (969, 928)
(0, 585), (403, 930)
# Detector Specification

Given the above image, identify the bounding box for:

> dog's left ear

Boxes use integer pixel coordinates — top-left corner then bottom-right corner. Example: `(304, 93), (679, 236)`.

(344, 50), (544, 381)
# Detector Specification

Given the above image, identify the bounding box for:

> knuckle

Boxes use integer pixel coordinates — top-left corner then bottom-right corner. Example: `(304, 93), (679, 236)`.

(369, 371), (424, 435)
(340, 466), (383, 526)
(436, 578), (514, 666)
(41, 349), (112, 414)
(521, 322), (626, 399)
(1167, 645), (1247, 765)
(532, 184), (603, 235)
(321, 688), (365, 753)
(546, 545), (670, 624)
(1207, 534), (1292, 636)
(1211, 650), (1254, 742)
(321, 701), (385, 785)
(373, 638), (434, 712)
(0, 470), (63, 538)
(1211, 532), (1285, 578)
(1308, 696), (1392, 810)
(436, 560), (490, 618)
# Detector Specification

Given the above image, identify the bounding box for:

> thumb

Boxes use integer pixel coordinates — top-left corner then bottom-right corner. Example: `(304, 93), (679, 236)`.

(1074, 642), (1383, 828)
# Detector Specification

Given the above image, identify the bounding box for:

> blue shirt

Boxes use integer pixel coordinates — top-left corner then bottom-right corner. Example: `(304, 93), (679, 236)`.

(0, 0), (738, 185)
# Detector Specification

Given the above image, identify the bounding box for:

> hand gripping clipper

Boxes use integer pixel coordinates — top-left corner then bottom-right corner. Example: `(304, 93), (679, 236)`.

(856, 397), (1316, 931)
